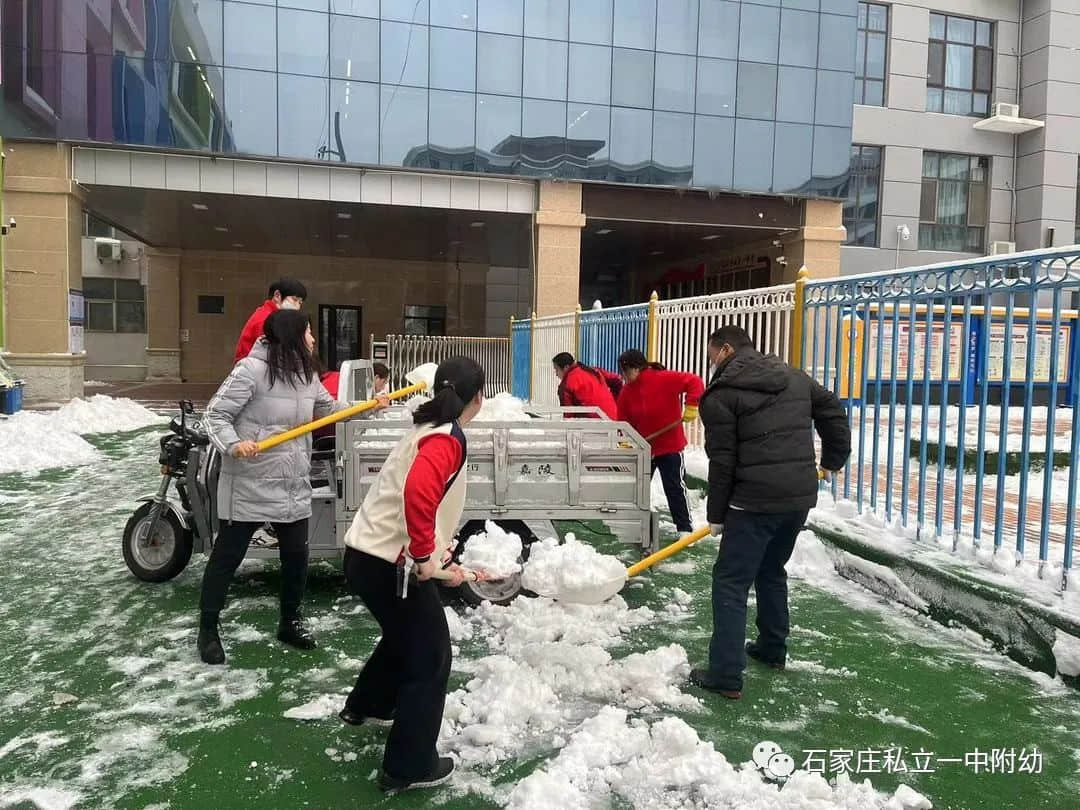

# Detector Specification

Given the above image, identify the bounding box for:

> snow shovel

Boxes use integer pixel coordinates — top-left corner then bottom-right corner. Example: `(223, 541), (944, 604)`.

(551, 525), (714, 605)
(644, 420), (682, 442)
(256, 362), (438, 452)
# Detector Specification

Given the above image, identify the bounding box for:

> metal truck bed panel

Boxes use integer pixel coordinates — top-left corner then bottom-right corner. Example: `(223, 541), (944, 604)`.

(336, 413), (656, 550)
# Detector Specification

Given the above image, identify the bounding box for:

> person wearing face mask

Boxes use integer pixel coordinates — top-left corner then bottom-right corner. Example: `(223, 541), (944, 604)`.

(339, 357), (485, 794)
(691, 325), (850, 700)
(233, 278), (308, 363)
(200, 309), (388, 665)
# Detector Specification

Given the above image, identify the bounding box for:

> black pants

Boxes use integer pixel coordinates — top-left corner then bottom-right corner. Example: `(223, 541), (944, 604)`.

(707, 508), (808, 690)
(199, 519), (309, 616)
(343, 548), (451, 781)
(652, 453), (693, 533)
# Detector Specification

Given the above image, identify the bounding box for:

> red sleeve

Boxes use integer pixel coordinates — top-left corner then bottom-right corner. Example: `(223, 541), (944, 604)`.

(403, 434), (464, 561)
(234, 307), (268, 362)
(616, 387), (632, 425)
(321, 372), (340, 399)
(661, 370), (705, 407)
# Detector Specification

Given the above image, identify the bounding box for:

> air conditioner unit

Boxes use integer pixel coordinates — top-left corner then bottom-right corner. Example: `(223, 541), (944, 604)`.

(993, 102), (1019, 118)
(990, 240), (1016, 255)
(95, 237), (122, 262)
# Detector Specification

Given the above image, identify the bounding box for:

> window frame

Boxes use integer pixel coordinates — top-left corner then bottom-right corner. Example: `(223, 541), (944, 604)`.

(403, 304), (447, 336)
(918, 151), (990, 252)
(854, 2), (889, 107)
(83, 278), (147, 333)
(843, 144), (883, 247)
(926, 13), (994, 118)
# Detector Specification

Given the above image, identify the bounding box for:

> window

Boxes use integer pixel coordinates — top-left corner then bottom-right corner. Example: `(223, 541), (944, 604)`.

(843, 145), (882, 246)
(198, 295), (225, 314)
(855, 2), (887, 106)
(927, 14), (993, 116)
(920, 152), (989, 251)
(83, 213), (115, 238)
(84, 278), (146, 333)
(1075, 165), (1080, 244)
(404, 305), (446, 336)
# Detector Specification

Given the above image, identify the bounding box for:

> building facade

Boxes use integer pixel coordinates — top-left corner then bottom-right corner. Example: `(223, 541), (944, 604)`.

(5, 0), (1074, 400)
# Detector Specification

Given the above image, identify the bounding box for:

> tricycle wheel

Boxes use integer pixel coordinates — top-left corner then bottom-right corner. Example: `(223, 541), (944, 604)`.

(452, 520), (535, 607)
(122, 503), (193, 582)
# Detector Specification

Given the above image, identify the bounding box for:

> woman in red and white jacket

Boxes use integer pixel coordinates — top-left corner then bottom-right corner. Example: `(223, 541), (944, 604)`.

(617, 349), (704, 534)
(339, 356), (484, 794)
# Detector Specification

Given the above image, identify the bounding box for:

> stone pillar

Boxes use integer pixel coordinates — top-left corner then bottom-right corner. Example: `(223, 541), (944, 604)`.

(534, 181), (585, 316)
(785, 199), (845, 281)
(145, 249), (182, 380)
(1, 142), (85, 402)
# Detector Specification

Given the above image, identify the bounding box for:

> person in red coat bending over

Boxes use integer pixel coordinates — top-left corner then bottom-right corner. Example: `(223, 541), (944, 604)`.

(616, 349), (704, 534)
(552, 352), (621, 419)
(234, 278), (307, 362)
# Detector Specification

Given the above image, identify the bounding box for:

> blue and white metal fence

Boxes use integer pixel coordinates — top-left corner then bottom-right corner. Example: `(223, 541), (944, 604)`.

(511, 318), (532, 400)
(386, 334), (510, 397)
(579, 303), (649, 371)
(801, 247), (1080, 588)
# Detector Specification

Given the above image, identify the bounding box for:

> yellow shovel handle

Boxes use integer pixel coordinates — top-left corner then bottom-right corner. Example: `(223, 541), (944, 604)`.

(255, 381), (427, 452)
(626, 525), (712, 578)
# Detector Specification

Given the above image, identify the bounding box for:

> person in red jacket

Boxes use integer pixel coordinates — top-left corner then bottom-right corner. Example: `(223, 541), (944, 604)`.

(234, 278), (307, 362)
(616, 349), (704, 533)
(552, 352), (620, 419)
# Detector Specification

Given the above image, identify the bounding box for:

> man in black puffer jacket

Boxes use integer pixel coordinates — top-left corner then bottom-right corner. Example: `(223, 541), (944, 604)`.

(689, 325), (850, 699)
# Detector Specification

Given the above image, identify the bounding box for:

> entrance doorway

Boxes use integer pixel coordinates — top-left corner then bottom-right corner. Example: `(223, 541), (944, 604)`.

(319, 305), (362, 370)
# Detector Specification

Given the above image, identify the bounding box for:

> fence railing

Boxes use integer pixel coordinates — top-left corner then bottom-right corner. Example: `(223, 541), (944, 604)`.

(530, 312), (578, 405)
(384, 334), (510, 397)
(802, 247), (1080, 586)
(580, 303), (650, 371)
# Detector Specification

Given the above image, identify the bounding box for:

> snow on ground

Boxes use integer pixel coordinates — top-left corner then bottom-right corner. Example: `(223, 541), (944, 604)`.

(0, 395), (165, 475)
(521, 534), (627, 603)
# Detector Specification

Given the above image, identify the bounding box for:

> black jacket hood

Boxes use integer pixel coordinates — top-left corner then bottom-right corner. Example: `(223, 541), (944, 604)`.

(709, 348), (789, 395)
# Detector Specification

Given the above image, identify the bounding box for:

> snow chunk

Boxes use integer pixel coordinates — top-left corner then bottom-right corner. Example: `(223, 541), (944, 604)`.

(521, 536), (627, 604)
(0, 787), (82, 810)
(445, 607), (474, 642)
(476, 392), (531, 422)
(1053, 631), (1080, 677)
(459, 521), (524, 578)
(283, 694), (341, 721)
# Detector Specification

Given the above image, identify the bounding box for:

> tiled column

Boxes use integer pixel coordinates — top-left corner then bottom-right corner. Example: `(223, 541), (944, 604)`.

(534, 181), (585, 316)
(1, 142), (85, 402)
(785, 199), (845, 280)
(146, 249), (182, 380)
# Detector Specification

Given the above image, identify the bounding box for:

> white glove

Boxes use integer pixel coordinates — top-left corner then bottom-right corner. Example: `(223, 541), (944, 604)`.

(710, 524), (724, 536)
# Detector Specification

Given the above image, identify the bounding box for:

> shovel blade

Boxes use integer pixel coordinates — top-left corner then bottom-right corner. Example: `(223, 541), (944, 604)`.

(405, 362), (438, 390)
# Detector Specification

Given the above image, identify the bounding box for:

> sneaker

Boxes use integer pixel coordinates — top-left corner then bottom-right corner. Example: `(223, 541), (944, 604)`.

(689, 668), (742, 700)
(339, 707), (393, 728)
(378, 757), (456, 793)
(277, 615), (317, 650)
(746, 641), (785, 670)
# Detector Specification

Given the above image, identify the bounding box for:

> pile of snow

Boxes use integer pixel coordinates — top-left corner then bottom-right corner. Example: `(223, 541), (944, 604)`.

(1052, 631), (1080, 677)
(521, 535), (627, 604)
(506, 706), (932, 810)
(477, 392), (531, 422)
(0, 395), (165, 475)
(459, 521), (524, 579)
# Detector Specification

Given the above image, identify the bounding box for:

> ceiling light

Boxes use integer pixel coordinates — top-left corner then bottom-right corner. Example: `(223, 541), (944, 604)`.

(214, 226), (228, 232)
(192, 203), (208, 211)
(232, 242), (244, 248)
(336, 212), (352, 220)
(336, 233), (349, 239)
(596, 228), (613, 235)
(649, 250), (664, 256)
(701, 234), (721, 241)
(449, 239), (463, 246)
(470, 221), (485, 228)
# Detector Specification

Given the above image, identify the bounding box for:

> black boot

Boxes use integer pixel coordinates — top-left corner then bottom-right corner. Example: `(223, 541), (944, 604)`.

(378, 757), (456, 793)
(746, 641), (786, 670)
(277, 611), (317, 650)
(197, 611), (226, 665)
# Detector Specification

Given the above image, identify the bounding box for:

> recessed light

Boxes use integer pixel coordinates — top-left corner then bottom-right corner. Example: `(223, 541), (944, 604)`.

(336, 233), (349, 239)
(214, 226), (228, 232)
(596, 228), (613, 235)
(470, 221), (485, 228)
(336, 212), (352, 220)
(313, 233), (320, 239)
(192, 203), (208, 211)
(449, 239), (463, 246)
(649, 250), (664, 256)
(232, 242), (244, 248)
(701, 234), (721, 241)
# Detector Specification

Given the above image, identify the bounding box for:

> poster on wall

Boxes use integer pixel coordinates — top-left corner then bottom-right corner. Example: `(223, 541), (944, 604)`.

(986, 323), (1070, 383)
(69, 326), (84, 354)
(866, 320), (965, 382)
(68, 289), (84, 325)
